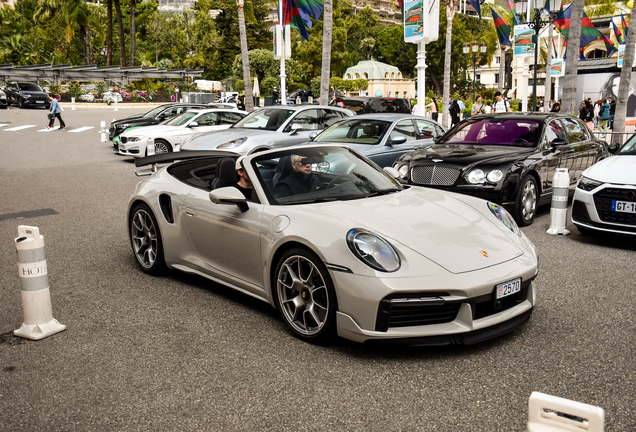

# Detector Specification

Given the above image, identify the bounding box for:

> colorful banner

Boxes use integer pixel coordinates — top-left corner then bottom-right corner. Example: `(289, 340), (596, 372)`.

(404, 0), (439, 43)
(617, 45), (636, 68)
(550, 58), (565, 77)
(513, 24), (535, 58)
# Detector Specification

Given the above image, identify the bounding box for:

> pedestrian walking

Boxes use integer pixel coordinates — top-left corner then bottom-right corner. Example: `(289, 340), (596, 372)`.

(593, 99), (602, 129)
(598, 98), (611, 132)
(579, 99), (594, 131)
(426, 97), (439, 122)
(47, 94), (66, 130)
(449, 96), (461, 126)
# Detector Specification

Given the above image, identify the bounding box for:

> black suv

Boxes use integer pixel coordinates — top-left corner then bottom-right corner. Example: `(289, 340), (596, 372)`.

(109, 103), (207, 143)
(5, 82), (50, 109)
(335, 97), (411, 115)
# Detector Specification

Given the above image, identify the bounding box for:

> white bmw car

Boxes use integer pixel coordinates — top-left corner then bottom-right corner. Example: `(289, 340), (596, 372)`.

(128, 145), (538, 345)
(118, 108), (246, 158)
(572, 134), (636, 236)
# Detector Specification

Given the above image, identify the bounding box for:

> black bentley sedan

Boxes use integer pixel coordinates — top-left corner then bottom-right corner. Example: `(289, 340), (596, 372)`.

(392, 113), (611, 226)
(109, 102), (207, 144)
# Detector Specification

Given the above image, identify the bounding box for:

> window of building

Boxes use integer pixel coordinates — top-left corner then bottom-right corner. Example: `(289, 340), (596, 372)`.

(476, 74), (481, 83)
(346, 73), (351, 79)
(495, 74), (499, 84)
(354, 73), (360, 79)
(496, 56), (500, 64)
(363, 72), (368, 79)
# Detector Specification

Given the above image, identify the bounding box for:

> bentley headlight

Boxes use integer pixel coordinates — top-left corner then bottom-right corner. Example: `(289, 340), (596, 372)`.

(577, 176), (603, 191)
(486, 169), (503, 183)
(466, 169), (485, 184)
(398, 164), (409, 179)
(346, 228), (400, 272)
(487, 202), (521, 236)
(217, 137), (247, 149)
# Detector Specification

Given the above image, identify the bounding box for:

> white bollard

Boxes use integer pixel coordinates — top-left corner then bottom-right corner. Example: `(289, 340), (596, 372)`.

(146, 136), (155, 157)
(528, 392), (604, 432)
(114, 98), (119, 111)
(71, 97), (76, 111)
(546, 168), (570, 236)
(100, 120), (107, 142)
(13, 226), (66, 340)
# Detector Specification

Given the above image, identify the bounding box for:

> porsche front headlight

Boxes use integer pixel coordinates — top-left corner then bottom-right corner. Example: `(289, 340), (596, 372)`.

(346, 228), (400, 272)
(217, 137), (247, 149)
(487, 202), (521, 236)
(577, 176), (603, 191)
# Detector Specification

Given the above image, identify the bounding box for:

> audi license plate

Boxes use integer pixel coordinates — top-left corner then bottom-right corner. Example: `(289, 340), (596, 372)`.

(496, 278), (521, 299)
(611, 200), (636, 214)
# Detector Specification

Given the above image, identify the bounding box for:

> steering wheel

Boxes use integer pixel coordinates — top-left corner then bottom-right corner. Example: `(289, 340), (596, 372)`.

(328, 174), (355, 189)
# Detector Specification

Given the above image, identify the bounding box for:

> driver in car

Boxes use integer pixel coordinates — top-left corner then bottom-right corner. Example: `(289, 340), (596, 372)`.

(274, 154), (327, 198)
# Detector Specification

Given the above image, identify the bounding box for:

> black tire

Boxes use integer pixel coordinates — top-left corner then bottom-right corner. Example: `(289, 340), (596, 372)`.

(273, 247), (338, 344)
(153, 139), (172, 156)
(129, 203), (166, 274)
(513, 175), (538, 226)
(18, 99), (24, 109)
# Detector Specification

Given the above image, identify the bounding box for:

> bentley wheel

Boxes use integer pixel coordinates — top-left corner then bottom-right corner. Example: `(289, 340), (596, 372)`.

(130, 203), (165, 274)
(154, 139), (172, 155)
(513, 176), (538, 226)
(274, 247), (337, 343)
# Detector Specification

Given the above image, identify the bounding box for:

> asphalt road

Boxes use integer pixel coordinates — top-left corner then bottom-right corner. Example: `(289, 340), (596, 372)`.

(0, 106), (634, 431)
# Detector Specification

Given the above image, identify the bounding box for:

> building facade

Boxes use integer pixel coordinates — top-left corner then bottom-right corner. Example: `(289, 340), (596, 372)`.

(343, 59), (415, 98)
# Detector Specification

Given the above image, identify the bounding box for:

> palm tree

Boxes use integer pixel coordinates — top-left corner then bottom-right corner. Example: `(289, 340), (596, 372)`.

(107, 0), (113, 65)
(114, 0), (126, 67)
(544, 24), (553, 109)
(130, 0), (136, 66)
(360, 37), (375, 61)
(561, 0), (584, 115)
(237, 0), (253, 111)
(320, 0), (333, 104)
(612, 1), (636, 138)
(498, 46), (506, 93)
(442, 0), (459, 128)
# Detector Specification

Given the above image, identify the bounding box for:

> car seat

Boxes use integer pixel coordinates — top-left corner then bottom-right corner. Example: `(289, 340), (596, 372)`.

(272, 156), (293, 189)
(362, 123), (377, 138)
(211, 157), (238, 190)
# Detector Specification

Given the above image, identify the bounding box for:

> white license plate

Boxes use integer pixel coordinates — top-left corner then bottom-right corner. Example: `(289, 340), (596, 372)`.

(611, 200), (636, 213)
(496, 278), (521, 299)
(36, 100), (44, 104)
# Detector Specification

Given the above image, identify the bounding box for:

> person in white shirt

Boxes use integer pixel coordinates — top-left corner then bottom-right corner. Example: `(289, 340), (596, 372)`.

(491, 91), (512, 113)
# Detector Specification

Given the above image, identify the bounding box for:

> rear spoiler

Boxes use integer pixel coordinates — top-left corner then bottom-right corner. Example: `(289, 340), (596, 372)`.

(134, 150), (239, 176)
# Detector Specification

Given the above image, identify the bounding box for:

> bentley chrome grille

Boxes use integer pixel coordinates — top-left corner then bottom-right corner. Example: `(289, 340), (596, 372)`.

(411, 165), (460, 186)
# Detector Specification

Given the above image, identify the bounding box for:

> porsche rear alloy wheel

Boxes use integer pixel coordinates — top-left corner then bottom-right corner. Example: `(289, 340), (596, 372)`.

(130, 204), (165, 274)
(275, 248), (337, 343)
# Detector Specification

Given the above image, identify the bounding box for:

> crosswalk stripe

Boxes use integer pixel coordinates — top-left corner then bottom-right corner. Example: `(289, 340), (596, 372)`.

(37, 126), (60, 132)
(3, 125), (37, 131)
(0, 123), (10, 128)
(68, 126), (94, 133)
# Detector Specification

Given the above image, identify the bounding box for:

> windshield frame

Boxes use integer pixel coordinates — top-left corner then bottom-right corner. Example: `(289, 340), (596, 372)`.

(617, 133), (636, 155)
(314, 118), (393, 145)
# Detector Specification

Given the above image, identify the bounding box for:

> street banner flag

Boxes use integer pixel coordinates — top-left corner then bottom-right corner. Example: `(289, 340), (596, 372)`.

(612, 19), (625, 45)
(295, 0), (325, 28)
(553, 4), (612, 51)
(602, 33), (617, 57)
(622, 13), (628, 38)
(280, 0), (309, 41)
(552, 39), (559, 59)
(467, 0), (481, 21)
(507, 0), (520, 25)
(490, 7), (512, 47)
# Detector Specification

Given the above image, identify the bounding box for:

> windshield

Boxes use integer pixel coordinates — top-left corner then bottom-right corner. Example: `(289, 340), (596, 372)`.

(165, 111), (197, 126)
(618, 134), (636, 155)
(18, 83), (44, 92)
(440, 118), (541, 147)
(314, 119), (392, 145)
(232, 108), (294, 131)
(142, 105), (170, 118)
(252, 146), (402, 205)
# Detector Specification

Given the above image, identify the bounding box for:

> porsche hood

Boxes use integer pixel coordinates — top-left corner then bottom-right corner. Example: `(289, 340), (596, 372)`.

(181, 128), (275, 150)
(305, 188), (524, 274)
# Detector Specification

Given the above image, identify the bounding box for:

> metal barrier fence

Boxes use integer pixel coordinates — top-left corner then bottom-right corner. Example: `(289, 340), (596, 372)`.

(592, 131), (633, 146)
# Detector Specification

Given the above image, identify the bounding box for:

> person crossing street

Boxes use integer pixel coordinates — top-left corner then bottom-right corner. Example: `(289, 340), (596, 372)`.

(47, 94), (66, 130)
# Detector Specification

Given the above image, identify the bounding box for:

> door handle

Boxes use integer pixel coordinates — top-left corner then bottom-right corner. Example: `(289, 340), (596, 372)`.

(185, 208), (197, 216)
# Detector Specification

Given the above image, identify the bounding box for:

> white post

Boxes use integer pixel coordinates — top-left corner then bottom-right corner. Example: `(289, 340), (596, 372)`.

(546, 168), (570, 235)
(522, 59), (530, 112)
(279, 0), (287, 105)
(100, 120), (107, 142)
(114, 97), (119, 111)
(554, 77), (560, 102)
(416, 41), (427, 116)
(71, 97), (76, 111)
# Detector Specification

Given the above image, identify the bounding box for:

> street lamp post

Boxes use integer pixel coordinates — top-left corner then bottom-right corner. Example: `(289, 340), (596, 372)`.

(463, 41), (487, 104)
(515, 0), (560, 112)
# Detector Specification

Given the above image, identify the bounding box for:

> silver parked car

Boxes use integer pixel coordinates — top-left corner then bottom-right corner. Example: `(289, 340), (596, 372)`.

(180, 105), (354, 154)
(117, 108), (247, 158)
(129, 144), (538, 345)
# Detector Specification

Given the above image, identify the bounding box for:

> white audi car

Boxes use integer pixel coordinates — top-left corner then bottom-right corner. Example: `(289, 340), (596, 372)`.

(572, 134), (636, 236)
(128, 144), (538, 345)
(117, 108), (246, 158)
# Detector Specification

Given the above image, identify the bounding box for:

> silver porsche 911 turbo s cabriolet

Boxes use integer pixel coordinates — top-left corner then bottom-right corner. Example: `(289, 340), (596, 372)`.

(128, 144), (538, 345)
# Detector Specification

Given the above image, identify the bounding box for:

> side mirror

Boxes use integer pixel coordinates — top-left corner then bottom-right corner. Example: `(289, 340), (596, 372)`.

(550, 138), (568, 151)
(608, 142), (620, 154)
(390, 135), (407, 145)
(188, 121), (199, 128)
(209, 187), (249, 212)
(383, 167), (400, 179)
(289, 123), (303, 135)
(309, 131), (318, 140)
